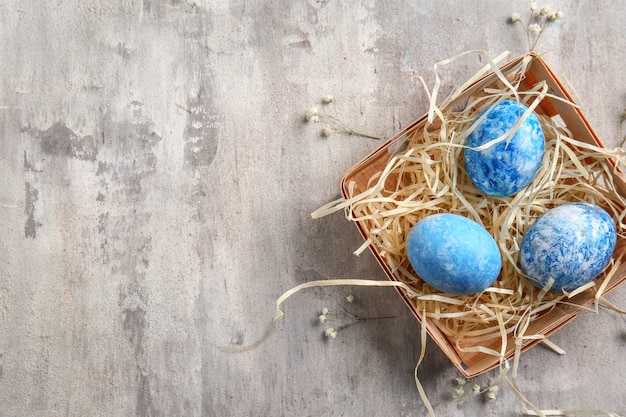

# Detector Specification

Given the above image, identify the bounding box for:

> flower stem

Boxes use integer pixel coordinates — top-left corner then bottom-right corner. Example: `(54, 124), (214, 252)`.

(525, 9), (535, 51)
(324, 114), (381, 140)
(338, 303), (397, 321)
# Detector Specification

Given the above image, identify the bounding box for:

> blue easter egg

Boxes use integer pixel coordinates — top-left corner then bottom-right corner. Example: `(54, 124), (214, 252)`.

(464, 100), (545, 197)
(520, 202), (617, 292)
(406, 213), (502, 295)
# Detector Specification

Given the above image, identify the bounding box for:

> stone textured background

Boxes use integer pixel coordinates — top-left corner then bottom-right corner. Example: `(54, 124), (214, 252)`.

(1, 1), (625, 416)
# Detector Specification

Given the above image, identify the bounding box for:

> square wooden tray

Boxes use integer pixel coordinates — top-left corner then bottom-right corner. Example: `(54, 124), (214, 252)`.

(340, 52), (626, 377)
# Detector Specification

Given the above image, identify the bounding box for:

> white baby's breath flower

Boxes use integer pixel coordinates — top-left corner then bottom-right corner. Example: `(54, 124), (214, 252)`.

(472, 384), (481, 394)
(451, 386), (465, 400)
(540, 6), (552, 16)
(485, 385), (499, 401)
(303, 102), (379, 140)
(324, 328), (338, 339)
(508, 3), (564, 52)
(455, 377), (466, 386)
(549, 10), (564, 21)
(345, 294), (354, 303)
(305, 107), (320, 122)
(319, 314), (328, 323)
(322, 308), (330, 315)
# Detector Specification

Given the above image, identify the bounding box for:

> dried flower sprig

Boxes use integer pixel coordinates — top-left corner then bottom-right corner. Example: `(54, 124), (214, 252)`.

(450, 377), (486, 402)
(304, 96), (381, 140)
(450, 377), (499, 404)
(319, 296), (396, 339)
(509, 3), (564, 51)
(619, 109), (626, 147)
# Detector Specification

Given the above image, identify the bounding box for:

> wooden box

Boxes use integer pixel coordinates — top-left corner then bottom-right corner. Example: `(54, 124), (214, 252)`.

(340, 53), (626, 377)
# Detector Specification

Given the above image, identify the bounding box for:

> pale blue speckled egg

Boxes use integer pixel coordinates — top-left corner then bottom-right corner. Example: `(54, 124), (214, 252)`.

(406, 213), (502, 295)
(520, 202), (617, 292)
(464, 100), (545, 197)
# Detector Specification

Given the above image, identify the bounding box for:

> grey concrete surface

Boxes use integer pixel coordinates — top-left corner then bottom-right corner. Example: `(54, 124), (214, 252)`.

(1, 1), (625, 416)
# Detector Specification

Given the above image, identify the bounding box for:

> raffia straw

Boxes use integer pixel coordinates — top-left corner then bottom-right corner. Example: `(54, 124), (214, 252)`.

(308, 51), (626, 416)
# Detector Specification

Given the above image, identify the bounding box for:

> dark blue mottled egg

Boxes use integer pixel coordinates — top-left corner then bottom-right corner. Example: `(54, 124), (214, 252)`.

(520, 202), (617, 292)
(406, 213), (502, 295)
(464, 100), (545, 197)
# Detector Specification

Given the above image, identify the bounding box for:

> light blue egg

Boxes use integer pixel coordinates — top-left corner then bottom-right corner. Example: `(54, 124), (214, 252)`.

(406, 213), (502, 295)
(464, 100), (545, 197)
(520, 202), (617, 292)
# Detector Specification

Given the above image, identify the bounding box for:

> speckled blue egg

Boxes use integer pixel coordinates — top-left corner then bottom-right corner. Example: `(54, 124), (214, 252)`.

(406, 213), (502, 295)
(464, 100), (545, 197)
(520, 202), (617, 292)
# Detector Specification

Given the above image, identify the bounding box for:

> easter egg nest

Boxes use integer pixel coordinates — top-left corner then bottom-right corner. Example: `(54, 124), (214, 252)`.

(312, 52), (626, 379)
